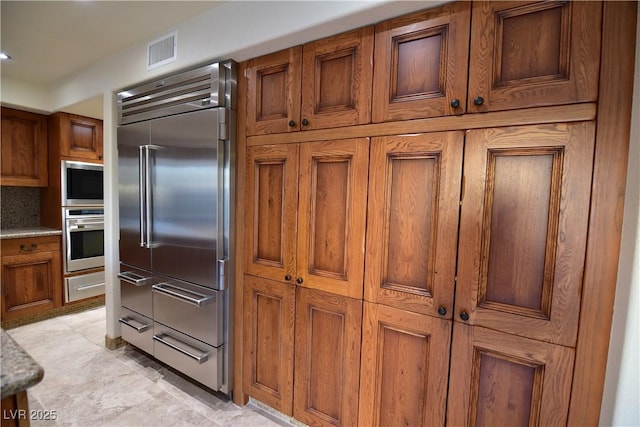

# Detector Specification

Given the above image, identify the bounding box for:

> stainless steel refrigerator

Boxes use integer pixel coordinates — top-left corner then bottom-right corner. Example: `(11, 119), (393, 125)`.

(116, 61), (235, 396)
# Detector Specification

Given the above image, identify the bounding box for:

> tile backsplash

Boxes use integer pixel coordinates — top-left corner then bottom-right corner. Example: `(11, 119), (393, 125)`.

(1, 186), (41, 229)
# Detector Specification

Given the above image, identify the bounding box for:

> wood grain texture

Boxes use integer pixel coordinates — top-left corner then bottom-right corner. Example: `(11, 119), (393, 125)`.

(242, 275), (295, 415)
(54, 112), (103, 161)
(1, 236), (62, 321)
(0, 107), (48, 187)
(245, 47), (302, 136)
(293, 288), (362, 427)
(358, 302), (451, 427)
(244, 144), (299, 284)
(372, 2), (471, 122)
(568, 2), (637, 425)
(365, 132), (463, 318)
(301, 26), (373, 130)
(456, 122), (595, 347)
(247, 103), (596, 147)
(297, 138), (369, 299)
(448, 325), (575, 427)
(468, 1), (602, 112)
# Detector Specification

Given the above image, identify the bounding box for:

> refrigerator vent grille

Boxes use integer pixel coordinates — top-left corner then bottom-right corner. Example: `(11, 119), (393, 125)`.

(118, 61), (235, 125)
(147, 31), (177, 70)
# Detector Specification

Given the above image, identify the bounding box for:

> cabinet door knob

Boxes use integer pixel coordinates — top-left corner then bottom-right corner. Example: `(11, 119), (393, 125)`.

(296, 277), (304, 284)
(301, 118), (309, 126)
(450, 99), (460, 108)
(288, 120), (296, 127)
(473, 96), (484, 106)
(284, 275), (292, 281)
(437, 306), (447, 316)
(460, 311), (470, 321)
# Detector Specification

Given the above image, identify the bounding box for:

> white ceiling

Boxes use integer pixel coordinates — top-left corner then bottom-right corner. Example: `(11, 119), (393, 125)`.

(0, 1), (225, 86)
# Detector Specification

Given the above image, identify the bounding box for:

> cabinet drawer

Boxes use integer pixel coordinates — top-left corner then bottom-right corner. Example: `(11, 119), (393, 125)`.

(65, 271), (105, 302)
(1, 235), (61, 255)
(119, 307), (153, 355)
(119, 265), (153, 318)
(153, 323), (223, 391)
(152, 277), (224, 347)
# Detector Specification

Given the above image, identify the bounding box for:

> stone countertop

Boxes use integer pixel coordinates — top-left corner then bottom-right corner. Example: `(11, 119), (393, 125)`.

(0, 227), (62, 239)
(0, 329), (44, 399)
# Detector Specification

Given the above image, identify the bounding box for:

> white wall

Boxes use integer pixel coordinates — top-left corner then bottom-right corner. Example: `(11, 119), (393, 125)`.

(600, 6), (640, 425)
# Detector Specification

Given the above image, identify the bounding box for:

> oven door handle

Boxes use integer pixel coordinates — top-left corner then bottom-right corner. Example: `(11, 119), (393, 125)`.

(68, 222), (104, 231)
(152, 283), (216, 307)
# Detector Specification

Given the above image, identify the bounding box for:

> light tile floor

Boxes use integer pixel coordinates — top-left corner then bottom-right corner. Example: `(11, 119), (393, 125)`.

(6, 307), (299, 427)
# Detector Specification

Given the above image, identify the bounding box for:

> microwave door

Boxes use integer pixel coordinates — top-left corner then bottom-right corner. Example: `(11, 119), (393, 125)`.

(117, 121), (152, 271)
(149, 109), (221, 288)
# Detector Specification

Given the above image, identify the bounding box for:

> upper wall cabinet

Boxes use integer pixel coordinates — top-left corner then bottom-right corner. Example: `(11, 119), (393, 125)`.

(372, 2), (471, 122)
(246, 27), (374, 136)
(49, 112), (103, 162)
(467, 1), (602, 113)
(372, 1), (602, 122)
(0, 107), (48, 187)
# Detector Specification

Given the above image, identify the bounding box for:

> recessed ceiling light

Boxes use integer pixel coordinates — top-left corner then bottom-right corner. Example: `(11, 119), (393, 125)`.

(0, 52), (12, 60)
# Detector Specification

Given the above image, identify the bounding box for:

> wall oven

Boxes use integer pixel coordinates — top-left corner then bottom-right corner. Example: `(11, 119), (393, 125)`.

(61, 160), (104, 206)
(63, 207), (105, 273)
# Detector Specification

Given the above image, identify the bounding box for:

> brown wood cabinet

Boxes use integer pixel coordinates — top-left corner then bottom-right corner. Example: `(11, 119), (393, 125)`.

(293, 287), (362, 427)
(448, 324), (575, 426)
(49, 112), (103, 161)
(455, 122), (595, 347)
(234, 2), (637, 426)
(365, 131), (463, 318)
(245, 138), (369, 299)
(243, 137), (369, 425)
(372, 2), (471, 121)
(358, 302), (451, 427)
(372, 1), (602, 121)
(0, 107), (48, 187)
(242, 275), (295, 414)
(467, 1), (602, 113)
(0, 236), (62, 322)
(246, 26), (373, 135)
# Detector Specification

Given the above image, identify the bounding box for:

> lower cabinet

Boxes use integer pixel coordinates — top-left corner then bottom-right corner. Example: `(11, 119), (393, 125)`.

(358, 303), (451, 427)
(293, 287), (362, 427)
(243, 275), (295, 414)
(447, 324), (575, 427)
(243, 275), (362, 426)
(1, 235), (62, 322)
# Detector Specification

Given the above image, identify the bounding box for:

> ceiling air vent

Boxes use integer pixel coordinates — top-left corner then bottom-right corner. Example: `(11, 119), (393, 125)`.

(147, 31), (177, 70)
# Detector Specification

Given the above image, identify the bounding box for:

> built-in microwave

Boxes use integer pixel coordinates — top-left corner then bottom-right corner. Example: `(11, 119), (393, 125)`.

(61, 160), (104, 206)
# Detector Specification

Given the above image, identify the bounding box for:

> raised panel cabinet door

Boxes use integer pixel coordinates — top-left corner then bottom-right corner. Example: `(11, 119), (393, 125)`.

(0, 107), (48, 187)
(372, 2), (471, 122)
(365, 132), (463, 318)
(245, 47), (302, 135)
(244, 144), (299, 284)
(57, 112), (104, 161)
(467, 1), (602, 112)
(455, 122), (595, 346)
(293, 287), (362, 427)
(301, 26), (374, 131)
(297, 138), (369, 299)
(242, 275), (295, 415)
(448, 324), (574, 427)
(1, 250), (62, 321)
(358, 302), (451, 427)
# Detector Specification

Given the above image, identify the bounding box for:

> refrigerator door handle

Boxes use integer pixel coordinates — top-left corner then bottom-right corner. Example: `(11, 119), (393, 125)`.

(143, 144), (164, 249)
(138, 145), (146, 248)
